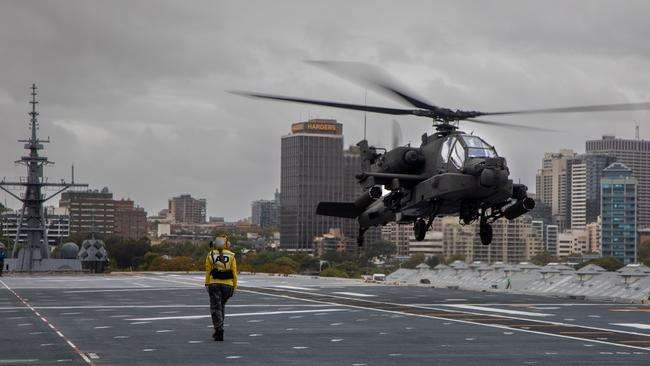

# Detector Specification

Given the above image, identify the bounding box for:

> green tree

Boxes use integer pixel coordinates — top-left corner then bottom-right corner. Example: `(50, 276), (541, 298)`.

(363, 240), (396, 262)
(104, 237), (152, 270)
(320, 267), (348, 278)
(530, 251), (555, 266)
(425, 256), (442, 268)
(639, 241), (650, 266)
(403, 253), (426, 269)
(0, 235), (15, 251)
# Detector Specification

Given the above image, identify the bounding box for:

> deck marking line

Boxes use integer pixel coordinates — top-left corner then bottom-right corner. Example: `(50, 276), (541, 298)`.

(127, 308), (348, 321)
(0, 279), (95, 366)
(238, 286), (650, 351)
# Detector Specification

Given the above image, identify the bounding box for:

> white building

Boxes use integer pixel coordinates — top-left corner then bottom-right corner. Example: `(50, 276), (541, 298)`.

(570, 162), (587, 229)
(408, 231), (443, 258)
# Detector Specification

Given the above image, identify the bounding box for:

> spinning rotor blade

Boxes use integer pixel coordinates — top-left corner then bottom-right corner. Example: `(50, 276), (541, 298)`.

(482, 102), (650, 117)
(229, 91), (417, 115)
(466, 118), (556, 132)
(307, 61), (438, 110)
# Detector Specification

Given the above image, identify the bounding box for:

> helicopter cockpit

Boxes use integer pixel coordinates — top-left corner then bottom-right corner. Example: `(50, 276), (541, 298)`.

(440, 134), (498, 170)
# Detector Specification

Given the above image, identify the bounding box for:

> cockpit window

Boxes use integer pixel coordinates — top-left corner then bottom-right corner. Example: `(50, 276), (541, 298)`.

(449, 139), (465, 169)
(440, 137), (456, 163)
(462, 135), (497, 158)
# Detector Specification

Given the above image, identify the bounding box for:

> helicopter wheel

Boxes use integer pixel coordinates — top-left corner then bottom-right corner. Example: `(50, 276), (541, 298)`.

(414, 219), (427, 241)
(480, 222), (493, 245)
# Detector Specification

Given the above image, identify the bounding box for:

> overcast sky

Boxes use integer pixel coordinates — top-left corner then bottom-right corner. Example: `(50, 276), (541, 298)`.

(1, 0), (649, 220)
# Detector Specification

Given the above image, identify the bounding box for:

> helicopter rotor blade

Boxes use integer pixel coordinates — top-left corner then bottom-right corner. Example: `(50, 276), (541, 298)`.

(465, 118), (557, 132)
(482, 102), (650, 117)
(307, 61), (438, 110)
(229, 91), (418, 116)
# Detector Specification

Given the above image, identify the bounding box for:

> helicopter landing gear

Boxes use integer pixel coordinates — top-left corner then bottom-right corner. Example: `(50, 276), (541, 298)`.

(357, 227), (368, 247)
(479, 215), (493, 245)
(413, 218), (427, 241)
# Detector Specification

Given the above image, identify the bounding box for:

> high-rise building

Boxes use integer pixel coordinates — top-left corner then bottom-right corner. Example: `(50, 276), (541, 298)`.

(472, 215), (544, 263)
(545, 224), (559, 254)
(587, 135), (650, 229)
(280, 119), (344, 251)
(168, 194), (206, 224)
(586, 219), (601, 254)
(280, 119), (379, 251)
(601, 163), (637, 264)
(536, 150), (577, 229)
(60, 188), (115, 235)
(557, 230), (588, 257)
(251, 198), (279, 229)
(567, 153), (615, 229)
(381, 222), (412, 257)
(114, 199), (148, 240)
(570, 162), (587, 229)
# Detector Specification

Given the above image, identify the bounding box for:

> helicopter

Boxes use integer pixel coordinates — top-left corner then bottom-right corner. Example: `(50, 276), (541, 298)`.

(232, 61), (650, 246)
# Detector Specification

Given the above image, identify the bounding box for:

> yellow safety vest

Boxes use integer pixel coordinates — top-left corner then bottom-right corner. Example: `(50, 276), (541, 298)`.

(204, 249), (238, 288)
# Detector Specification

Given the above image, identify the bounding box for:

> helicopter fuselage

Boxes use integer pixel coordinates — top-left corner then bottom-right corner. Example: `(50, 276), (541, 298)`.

(317, 127), (534, 245)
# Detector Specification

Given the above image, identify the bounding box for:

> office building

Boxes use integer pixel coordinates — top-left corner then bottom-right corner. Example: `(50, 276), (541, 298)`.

(536, 150), (577, 229)
(545, 224), (559, 255)
(587, 135), (650, 229)
(567, 153), (615, 229)
(557, 230), (588, 257)
(280, 119), (379, 251)
(168, 194), (206, 224)
(251, 194), (279, 229)
(114, 199), (148, 239)
(473, 216), (544, 263)
(601, 163), (637, 264)
(60, 188), (115, 235)
(586, 219), (601, 254)
(381, 222), (412, 257)
(280, 119), (344, 251)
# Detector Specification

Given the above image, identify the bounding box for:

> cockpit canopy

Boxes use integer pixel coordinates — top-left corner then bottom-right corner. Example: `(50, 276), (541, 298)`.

(440, 134), (498, 169)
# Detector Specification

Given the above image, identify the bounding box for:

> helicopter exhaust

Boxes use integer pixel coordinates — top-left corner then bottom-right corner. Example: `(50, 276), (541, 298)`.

(503, 197), (536, 220)
(354, 186), (383, 210)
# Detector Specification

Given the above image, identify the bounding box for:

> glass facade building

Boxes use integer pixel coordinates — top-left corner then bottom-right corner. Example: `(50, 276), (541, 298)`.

(601, 163), (637, 264)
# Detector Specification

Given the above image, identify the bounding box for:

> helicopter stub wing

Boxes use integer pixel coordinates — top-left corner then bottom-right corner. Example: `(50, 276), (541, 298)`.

(316, 202), (361, 219)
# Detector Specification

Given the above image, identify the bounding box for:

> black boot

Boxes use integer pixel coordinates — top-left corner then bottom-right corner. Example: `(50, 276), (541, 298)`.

(213, 329), (224, 341)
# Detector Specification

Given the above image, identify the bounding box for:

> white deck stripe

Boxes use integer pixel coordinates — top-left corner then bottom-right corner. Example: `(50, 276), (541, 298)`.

(332, 292), (376, 297)
(442, 304), (553, 317)
(128, 308), (348, 321)
(238, 287), (650, 351)
(273, 285), (318, 291)
(611, 323), (650, 330)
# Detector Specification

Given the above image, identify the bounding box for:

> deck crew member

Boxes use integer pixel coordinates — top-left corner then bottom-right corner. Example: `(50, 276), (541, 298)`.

(205, 236), (237, 341)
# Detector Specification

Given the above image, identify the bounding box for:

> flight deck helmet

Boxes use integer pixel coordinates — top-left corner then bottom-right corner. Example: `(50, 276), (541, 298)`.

(210, 236), (228, 250)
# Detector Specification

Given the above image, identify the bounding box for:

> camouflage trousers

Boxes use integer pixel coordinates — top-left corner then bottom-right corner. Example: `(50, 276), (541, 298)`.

(207, 284), (234, 331)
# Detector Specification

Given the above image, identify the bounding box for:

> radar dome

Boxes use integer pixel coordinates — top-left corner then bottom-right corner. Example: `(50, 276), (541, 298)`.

(61, 242), (79, 259)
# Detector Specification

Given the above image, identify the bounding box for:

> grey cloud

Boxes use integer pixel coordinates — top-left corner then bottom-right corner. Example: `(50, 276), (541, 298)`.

(1, 0), (649, 220)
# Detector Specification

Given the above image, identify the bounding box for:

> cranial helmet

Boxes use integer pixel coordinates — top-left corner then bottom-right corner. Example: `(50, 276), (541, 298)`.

(211, 236), (228, 250)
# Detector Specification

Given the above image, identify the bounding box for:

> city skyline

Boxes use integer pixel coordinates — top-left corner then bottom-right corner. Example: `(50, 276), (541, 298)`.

(2, 1), (650, 220)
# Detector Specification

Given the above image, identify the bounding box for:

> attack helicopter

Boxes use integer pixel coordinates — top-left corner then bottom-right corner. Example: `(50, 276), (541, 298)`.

(232, 61), (650, 246)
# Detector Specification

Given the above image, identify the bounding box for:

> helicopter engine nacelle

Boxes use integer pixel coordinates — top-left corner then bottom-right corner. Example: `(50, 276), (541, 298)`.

(465, 157), (509, 187)
(375, 147), (424, 174)
(358, 199), (395, 227)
